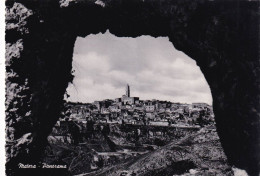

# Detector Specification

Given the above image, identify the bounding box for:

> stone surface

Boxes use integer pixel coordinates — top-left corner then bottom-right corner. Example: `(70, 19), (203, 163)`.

(5, 0), (260, 175)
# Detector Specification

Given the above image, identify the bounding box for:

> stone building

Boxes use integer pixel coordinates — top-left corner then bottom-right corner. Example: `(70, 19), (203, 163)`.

(118, 84), (140, 105)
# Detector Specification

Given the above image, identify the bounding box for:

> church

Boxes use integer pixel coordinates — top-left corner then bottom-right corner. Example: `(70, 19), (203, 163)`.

(115, 84), (139, 105)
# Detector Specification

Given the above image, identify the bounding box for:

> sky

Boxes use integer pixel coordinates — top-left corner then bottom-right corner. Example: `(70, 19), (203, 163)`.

(65, 30), (212, 105)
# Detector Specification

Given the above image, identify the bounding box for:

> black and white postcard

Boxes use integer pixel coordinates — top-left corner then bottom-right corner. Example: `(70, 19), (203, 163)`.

(4, 0), (260, 176)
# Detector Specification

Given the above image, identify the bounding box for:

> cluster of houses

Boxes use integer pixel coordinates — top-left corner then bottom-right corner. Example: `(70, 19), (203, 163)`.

(60, 85), (215, 127)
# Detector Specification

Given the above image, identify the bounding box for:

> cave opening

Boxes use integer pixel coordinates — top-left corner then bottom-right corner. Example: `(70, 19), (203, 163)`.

(44, 31), (223, 175)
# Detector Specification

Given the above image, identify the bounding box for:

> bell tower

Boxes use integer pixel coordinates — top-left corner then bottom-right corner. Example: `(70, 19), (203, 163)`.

(126, 84), (130, 97)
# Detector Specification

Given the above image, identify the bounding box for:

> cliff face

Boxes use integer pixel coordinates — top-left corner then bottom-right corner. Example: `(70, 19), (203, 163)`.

(5, 0), (260, 175)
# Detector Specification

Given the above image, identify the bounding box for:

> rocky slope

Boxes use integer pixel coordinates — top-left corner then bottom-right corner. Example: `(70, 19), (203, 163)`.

(77, 125), (233, 176)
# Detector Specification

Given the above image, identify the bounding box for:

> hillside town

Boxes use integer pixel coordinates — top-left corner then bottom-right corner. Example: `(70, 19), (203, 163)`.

(59, 84), (214, 128)
(44, 85), (230, 176)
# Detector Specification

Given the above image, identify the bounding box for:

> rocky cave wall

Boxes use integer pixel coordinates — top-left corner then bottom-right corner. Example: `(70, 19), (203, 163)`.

(5, 0), (260, 175)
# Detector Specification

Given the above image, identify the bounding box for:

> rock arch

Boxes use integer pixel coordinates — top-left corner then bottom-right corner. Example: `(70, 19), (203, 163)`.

(5, 0), (260, 175)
